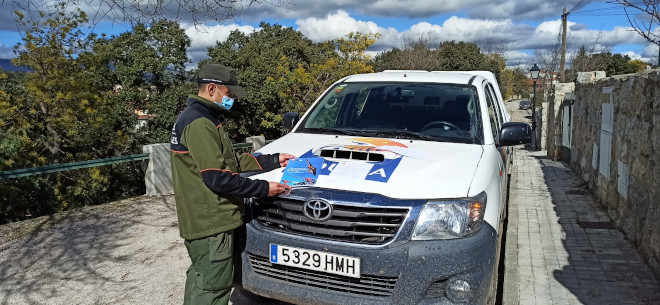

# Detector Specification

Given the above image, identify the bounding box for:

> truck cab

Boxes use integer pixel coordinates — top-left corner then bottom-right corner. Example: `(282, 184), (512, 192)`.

(242, 70), (531, 305)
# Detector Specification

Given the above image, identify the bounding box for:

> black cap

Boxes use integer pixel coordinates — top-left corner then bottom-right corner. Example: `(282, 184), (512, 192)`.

(197, 64), (247, 98)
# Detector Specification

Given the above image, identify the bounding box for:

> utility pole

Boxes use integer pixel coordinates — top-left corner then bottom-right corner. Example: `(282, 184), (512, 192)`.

(560, 7), (568, 83)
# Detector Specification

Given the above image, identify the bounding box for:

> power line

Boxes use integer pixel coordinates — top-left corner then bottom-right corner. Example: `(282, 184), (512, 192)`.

(573, 7), (626, 13)
(572, 12), (628, 15)
(569, 0), (597, 14)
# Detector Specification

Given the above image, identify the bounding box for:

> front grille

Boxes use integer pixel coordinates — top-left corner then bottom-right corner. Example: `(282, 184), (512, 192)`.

(253, 198), (408, 244)
(249, 254), (397, 297)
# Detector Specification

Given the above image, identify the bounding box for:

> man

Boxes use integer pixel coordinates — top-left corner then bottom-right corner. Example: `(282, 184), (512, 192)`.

(170, 64), (294, 305)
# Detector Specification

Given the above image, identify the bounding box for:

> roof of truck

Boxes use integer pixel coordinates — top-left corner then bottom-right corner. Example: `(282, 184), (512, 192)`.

(342, 70), (485, 85)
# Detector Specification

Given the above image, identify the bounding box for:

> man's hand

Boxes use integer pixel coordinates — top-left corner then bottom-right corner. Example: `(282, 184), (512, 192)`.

(268, 182), (291, 196)
(279, 153), (296, 167)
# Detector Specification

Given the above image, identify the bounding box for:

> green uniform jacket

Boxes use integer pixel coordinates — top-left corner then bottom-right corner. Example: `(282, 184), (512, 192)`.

(170, 95), (281, 240)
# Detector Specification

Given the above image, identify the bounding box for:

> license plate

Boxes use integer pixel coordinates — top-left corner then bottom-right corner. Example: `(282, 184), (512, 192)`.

(270, 244), (361, 278)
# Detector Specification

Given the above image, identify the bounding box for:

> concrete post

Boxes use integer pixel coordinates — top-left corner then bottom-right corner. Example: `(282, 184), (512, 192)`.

(143, 143), (173, 196)
(246, 136), (266, 151)
(546, 83), (575, 160)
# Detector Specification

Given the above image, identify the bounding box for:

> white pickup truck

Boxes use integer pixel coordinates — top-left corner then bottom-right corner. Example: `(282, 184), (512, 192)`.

(242, 70), (531, 305)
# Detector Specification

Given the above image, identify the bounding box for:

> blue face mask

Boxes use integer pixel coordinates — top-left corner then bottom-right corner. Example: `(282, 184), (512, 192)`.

(214, 95), (234, 110)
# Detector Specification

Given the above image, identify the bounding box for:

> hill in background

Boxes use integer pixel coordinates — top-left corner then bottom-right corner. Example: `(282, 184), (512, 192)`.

(0, 58), (31, 72)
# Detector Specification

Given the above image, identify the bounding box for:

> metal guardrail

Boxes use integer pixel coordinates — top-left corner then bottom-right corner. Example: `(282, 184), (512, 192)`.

(0, 154), (150, 180)
(232, 143), (253, 149)
(0, 139), (275, 181)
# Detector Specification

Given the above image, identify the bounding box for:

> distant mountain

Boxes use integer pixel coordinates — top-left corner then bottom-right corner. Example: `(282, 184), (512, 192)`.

(0, 58), (31, 72)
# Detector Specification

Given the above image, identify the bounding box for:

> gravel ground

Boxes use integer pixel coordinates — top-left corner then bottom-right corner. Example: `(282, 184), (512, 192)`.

(0, 195), (281, 305)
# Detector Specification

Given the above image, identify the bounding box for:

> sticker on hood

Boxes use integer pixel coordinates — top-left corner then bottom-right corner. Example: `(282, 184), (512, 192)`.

(297, 138), (424, 183)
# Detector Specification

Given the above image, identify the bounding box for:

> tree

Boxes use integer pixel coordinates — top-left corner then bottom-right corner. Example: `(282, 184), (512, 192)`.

(104, 19), (192, 143)
(374, 40), (504, 82)
(615, 0), (660, 63)
(12, 7), (110, 164)
(570, 46), (602, 74)
(500, 67), (530, 100)
(629, 59), (648, 72)
(269, 32), (378, 125)
(373, 38), (440, 71)
(570, 48), (639, 76)
(205, 23), (377, 140)
(1, 5), (144, 223)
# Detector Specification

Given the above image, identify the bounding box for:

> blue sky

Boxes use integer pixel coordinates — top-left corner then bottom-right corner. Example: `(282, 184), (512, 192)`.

(0, 0), (657, 67)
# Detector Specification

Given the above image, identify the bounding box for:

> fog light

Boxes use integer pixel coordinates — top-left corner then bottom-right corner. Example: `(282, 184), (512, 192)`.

(446, 279), (471, 303)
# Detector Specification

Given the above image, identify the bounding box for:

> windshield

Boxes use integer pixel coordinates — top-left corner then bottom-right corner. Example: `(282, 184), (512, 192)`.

(298, 82), (483, 144)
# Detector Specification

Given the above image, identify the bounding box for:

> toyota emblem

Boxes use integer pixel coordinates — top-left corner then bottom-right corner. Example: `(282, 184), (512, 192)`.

(303, 199), (333, 221)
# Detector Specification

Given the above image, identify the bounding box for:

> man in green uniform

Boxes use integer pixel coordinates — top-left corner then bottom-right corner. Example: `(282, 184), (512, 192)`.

(170, 64), (294, 305)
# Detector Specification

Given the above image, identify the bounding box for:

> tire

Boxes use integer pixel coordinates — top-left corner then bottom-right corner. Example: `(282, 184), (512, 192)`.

(486, 211), (506, 305)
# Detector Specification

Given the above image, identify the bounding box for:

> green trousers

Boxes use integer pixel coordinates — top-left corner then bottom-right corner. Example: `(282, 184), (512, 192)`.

(183, 230), (235, 305)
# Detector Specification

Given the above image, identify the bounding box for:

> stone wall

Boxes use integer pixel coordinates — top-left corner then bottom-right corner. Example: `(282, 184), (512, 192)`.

(546, 83), (575, 160)
(568, 69), (660, 279)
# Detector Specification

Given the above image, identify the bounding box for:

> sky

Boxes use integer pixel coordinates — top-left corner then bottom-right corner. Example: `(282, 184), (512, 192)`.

(0, 0), (657, 68)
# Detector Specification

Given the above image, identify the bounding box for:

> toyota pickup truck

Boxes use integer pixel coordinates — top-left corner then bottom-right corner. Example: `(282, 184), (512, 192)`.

(242, 70), (531, 305)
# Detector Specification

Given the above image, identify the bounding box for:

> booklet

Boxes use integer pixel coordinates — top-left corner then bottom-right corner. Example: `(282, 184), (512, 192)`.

(280, 157), (324, 187)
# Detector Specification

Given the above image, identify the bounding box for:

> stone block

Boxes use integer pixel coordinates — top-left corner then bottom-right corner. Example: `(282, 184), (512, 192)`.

(246, 135), (266, 151)
(143, 143), (173, 196)
(576, 71), (607, 83)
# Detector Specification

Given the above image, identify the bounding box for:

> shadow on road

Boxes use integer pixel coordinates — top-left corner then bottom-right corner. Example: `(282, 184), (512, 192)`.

(531, 155), (659, 305)
(0, 196), (180, 305)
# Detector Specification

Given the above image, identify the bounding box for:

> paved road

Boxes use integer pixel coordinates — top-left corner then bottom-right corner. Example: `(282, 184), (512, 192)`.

(502, 100), (660, 305)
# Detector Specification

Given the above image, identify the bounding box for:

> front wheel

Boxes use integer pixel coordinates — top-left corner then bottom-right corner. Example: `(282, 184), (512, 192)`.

(486, 215), (506, 305)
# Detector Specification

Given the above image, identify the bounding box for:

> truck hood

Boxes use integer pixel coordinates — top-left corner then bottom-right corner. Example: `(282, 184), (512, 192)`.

(251, 133), (484, 199)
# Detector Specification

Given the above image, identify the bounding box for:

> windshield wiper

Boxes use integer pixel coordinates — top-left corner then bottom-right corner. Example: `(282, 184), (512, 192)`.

(376, 130), (447, 142)
(304, 127), (378, 137)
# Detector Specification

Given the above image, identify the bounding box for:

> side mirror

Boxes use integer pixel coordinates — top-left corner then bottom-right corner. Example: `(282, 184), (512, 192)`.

(282, 112), (300, 132)
(499, 122), (531, 146)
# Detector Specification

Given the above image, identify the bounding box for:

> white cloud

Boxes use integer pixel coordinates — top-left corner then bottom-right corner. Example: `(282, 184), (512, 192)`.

(183, 23), (258, 62)
(620, 49), (658, 66)
(622, 51), (641, 60)
(643, 44), (659, 57)
(185, 24), (258, 50)
(248, 0), (587, 22)
(293, 10), (651, 67)
(401, 17), (529, 46)
(530, 20), (646, 51)
(296, 10), (391, 41)
(0, 0), (596, 33)
(642, 44), (659, 64)
(503, 50), (533, 66)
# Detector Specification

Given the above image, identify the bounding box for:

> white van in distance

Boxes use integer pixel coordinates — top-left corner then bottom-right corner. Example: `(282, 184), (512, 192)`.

(242, 70), (531, 304)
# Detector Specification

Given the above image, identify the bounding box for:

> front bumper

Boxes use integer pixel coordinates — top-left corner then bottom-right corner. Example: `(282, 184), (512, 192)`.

(241, 221), (498, 305)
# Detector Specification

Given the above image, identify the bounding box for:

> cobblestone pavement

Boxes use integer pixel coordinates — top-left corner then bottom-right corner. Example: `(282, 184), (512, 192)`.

(503, 148), (660, 305)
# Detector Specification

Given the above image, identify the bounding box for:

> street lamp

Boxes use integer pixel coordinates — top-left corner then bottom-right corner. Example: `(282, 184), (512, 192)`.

(530, 63), (540, 151)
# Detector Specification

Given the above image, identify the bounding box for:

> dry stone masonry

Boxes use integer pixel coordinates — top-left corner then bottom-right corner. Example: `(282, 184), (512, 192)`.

(558, 70), (660, 280)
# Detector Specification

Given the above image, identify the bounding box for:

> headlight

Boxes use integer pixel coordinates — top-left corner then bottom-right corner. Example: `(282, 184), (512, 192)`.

(411, 192), (487, 240)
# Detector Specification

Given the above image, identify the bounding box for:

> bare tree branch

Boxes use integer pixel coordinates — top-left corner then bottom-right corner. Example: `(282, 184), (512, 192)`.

(11, 0), (290, 27)
(613, 0), (660, 45)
